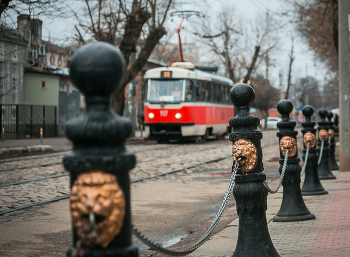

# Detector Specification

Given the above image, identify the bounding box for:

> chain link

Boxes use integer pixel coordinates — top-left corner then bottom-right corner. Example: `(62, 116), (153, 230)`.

(318, 138), (325, 165)
(300, 142), (310, 177)
(131, 158), (241, 256)
(264, 148), (289, 194)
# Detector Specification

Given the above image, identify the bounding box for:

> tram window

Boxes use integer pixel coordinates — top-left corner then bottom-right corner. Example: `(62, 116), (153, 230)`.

(212, 84), (216, 102)
(225, 86), (230, 103)
(221, 85), (225, 103)
(195, 81), (205, 101)
(206, 83), (212, 102)
(216, 84), (221, 102)
(147, 79), (183, 102)
(185, 80), (194, 101)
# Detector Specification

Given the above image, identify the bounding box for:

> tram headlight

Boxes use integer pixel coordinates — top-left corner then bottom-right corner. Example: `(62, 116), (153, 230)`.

(148, 113), (155, 119)
(175, 113), (182, 120)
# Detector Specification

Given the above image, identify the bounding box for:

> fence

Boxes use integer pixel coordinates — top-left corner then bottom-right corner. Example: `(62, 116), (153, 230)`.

(0, 104), (57, 139)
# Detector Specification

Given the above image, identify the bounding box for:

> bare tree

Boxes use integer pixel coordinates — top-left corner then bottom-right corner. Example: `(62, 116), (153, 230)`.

(285, 38), (295, 99)
(284, 0), (338, 70)
(292, 76), (322, 108)
(250, 74), (280, 128)
(241, 11), (281, 83)
(71, 0), (173, 115)
(193, 6), (242, 81)
(149, 31), (179, 64)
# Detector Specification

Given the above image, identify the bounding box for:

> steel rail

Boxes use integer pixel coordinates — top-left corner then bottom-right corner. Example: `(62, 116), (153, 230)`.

(0, 141), (278, 187)
(0, 144), (228, 186)
(0, 141), (280, 216)
(0, 143), (228, 173)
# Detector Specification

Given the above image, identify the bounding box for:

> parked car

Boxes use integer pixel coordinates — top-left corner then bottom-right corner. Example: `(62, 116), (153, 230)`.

(260, 117), (282, 129)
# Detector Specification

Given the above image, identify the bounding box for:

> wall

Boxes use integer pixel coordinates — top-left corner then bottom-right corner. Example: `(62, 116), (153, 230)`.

(0, 38), (27, 104)
(22, 72), (59, 107)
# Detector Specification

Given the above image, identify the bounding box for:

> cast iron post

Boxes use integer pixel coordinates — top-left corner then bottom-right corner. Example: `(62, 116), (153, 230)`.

(64, 42), (138, 257)
(317, 109), (336, 179)
(334, 114), (339, 138)
(300, 105), (328, 196)
(230, 83), (279, 257)
(327, 111), (339, 170)
(273, 100), (315, 222)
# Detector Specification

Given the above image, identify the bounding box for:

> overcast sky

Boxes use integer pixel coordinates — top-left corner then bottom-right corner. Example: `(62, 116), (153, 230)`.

(40, 0), (330, 91)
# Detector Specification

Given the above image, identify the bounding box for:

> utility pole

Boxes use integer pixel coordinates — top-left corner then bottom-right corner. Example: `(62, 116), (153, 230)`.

(338, 0), (350, 171)
(224, 26), (229, 78)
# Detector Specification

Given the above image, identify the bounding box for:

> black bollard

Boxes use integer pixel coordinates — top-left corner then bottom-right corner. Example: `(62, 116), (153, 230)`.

(273, 100), (315, 222)
(64, 42), (138, 257)
(300, 105), (328, 196)
(230, 84), (279, 257)
(327, 111), (339, 170)
(317, 109), (336, 179)
(334, 113), (339, 138)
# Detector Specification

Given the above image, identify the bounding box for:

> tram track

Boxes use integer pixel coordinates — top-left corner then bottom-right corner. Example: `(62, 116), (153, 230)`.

(0, 141), (227, 174)
(0, 139), (280, 216)
(0, 141), (229, 186)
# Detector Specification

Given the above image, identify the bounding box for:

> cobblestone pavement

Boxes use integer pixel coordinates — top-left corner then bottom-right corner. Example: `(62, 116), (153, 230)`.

(0, 130), (287, 214)
(190, 170), (348, 257)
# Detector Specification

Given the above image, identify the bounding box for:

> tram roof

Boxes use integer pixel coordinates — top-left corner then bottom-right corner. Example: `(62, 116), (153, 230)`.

(144, 67), (234, 86)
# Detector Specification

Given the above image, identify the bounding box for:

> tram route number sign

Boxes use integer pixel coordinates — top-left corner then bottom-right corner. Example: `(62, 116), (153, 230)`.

(161, 71), (172, 78)
(160, 110), (168, 117)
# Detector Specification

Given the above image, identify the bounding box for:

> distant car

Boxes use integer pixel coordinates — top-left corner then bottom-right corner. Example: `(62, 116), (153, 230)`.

(260, 117), (282, 129)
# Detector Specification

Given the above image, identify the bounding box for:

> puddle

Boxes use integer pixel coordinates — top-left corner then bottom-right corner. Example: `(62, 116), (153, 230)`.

(136, 230), (189, 251)
(197, 169), (231, 175)
(263, 157), (279, 162)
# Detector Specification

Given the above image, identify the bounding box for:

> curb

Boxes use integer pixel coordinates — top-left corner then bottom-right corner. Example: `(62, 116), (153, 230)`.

(0, 145), (54, 156)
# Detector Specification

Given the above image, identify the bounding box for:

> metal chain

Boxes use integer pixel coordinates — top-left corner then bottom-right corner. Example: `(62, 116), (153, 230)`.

(318, 138), (325, 165)
(264, 148), (289, 194)
(300, 142), (310, 177)
(131, 159), (241, 256)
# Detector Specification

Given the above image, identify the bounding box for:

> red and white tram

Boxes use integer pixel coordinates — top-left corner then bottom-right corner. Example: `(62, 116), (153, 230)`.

(143, 62), (234, 142)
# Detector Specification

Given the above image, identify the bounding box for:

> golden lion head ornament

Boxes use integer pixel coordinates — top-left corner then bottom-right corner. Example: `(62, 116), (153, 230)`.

(328, 129), (334, 139)
(303, 132), (316, 149)
(318, 129), (328, 141)
(280, 136), (297, 158)
(70, 172), (125, 248)
(232, 139), (257, 174)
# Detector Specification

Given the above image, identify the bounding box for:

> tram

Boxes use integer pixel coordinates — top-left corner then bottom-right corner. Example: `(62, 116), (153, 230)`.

(143, 62), (234, 143)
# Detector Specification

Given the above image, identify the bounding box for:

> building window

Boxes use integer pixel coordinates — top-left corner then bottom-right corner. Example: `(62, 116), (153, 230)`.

(40, 80), (47, 90)
(12, 45), (19, 60)
(12, 63), (19, 88)
(12, 93), (17, 104)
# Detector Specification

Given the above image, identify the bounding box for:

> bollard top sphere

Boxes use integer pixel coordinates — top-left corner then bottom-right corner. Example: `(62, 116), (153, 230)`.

(327, 110), (333, 120)
(302, 105), (314, 117)
(277, 99), (293, 115)
(69, 42), (126, 96)
(229, 83), (255, 107)
(318, 108), (328, 119)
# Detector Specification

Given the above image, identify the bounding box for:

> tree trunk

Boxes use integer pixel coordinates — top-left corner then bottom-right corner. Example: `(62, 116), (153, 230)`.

(331, 0), (338, 54)
(264, 109), (268, 130)
(285, 40), (294, 100)
(228, 58), (235, 82)
(243, 46), (260, 84)
(119, 3), (151, 66)
(111, 26), (167, 115)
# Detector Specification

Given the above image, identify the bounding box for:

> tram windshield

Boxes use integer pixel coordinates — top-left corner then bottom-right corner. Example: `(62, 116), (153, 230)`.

(147, 79), (184, 102)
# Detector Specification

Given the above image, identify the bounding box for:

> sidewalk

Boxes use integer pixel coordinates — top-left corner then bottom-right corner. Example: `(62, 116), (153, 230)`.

(192, 170), (350, 257)
(0, 131), (145, 157)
